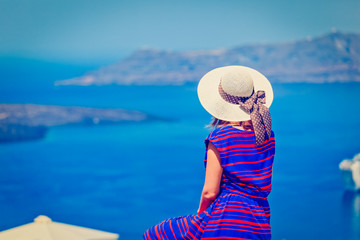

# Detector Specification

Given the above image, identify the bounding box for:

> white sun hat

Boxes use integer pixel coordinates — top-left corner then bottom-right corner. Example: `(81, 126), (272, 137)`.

(197, 65), (274, 122)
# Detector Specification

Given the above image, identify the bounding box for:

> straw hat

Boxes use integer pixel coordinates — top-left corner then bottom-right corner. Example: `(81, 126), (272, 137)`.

(197, 66), (273, 122)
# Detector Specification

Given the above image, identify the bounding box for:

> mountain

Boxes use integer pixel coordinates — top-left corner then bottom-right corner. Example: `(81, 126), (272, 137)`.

(55, 31), (360, 86)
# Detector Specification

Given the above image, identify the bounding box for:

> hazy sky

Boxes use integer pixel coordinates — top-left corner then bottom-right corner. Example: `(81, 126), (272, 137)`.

(0, 0), (359, 63)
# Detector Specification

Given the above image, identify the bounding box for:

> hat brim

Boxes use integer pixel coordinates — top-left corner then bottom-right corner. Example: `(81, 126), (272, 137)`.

(197, 66), (273, 122)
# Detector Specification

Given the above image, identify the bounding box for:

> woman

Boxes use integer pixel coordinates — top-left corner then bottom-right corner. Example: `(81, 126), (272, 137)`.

(144, 66), (275, 240)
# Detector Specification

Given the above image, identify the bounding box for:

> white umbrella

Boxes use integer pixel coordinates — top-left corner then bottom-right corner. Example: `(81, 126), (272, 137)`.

(0, 215), (119, 240)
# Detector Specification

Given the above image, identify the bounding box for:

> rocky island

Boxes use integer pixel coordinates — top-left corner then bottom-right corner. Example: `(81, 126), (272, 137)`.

(0, 103), (162, 143)
(55, 31), (360, 86)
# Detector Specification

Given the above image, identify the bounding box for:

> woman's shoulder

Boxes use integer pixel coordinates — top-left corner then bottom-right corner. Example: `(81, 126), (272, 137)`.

(206, 125), (238, 141)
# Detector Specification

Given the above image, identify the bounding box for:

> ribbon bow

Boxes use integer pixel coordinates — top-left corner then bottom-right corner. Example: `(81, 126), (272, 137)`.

(238, 90), (272, 145)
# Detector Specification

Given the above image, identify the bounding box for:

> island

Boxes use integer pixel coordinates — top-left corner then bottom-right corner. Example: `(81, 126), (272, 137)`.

(54, 31), (360, 86)
(0, 103), (164, 143)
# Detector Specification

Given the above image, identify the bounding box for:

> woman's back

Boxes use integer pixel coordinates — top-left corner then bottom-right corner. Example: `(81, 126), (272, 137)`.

(144, 125), (275, 240)
(205, 125), (275, 197)
(205, 125), (275, 199)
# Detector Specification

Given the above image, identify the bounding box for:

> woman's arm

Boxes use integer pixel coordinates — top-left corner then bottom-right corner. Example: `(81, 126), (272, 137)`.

(197, 141), (223, 214)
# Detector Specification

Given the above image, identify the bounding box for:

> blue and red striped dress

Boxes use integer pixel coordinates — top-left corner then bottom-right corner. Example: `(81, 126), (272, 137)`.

(144, 124), (275, 240)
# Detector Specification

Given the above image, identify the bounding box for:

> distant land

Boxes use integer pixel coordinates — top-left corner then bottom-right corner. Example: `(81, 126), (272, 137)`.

(0, 104), (163, 143)
(55, 31), (360, 86)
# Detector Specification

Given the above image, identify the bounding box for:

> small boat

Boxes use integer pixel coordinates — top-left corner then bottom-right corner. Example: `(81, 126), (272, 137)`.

(339, 153), (360, 191)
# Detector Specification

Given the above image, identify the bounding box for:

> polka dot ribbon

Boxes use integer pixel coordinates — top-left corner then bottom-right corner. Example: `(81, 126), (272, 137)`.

(218, 83), (272, 145)
(237, 91), (272, 145)
(218, 83), (254, 104)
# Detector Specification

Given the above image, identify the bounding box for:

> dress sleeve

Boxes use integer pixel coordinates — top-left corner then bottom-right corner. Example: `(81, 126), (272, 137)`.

(203, 129), (222, 168)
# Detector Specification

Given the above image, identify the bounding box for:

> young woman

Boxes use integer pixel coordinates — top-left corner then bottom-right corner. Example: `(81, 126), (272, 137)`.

(144, 66), (275, 240)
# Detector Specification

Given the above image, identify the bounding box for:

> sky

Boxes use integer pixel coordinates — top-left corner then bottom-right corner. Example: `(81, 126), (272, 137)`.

(0, 0), (359, 64)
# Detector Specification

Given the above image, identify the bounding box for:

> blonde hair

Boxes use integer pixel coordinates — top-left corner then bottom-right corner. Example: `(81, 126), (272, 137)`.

(207, 116), (253, 130)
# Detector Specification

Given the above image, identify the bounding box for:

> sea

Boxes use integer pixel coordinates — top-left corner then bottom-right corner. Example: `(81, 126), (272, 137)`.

(0, 59), (360, 240)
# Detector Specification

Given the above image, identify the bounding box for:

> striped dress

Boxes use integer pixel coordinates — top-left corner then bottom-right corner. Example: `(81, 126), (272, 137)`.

(144, 125), (275, 240)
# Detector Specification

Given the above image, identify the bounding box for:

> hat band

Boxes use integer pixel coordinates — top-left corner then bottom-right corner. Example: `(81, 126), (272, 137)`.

(218, 82), (254, 105)
(237, 90), (272, 145)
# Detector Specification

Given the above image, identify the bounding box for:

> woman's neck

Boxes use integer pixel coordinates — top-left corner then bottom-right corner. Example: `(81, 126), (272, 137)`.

(226, 121), (253, 131)
(229, 124), (246, 131)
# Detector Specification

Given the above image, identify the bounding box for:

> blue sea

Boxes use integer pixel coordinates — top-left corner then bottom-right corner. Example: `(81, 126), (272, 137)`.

(0, 61), (360, 240)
